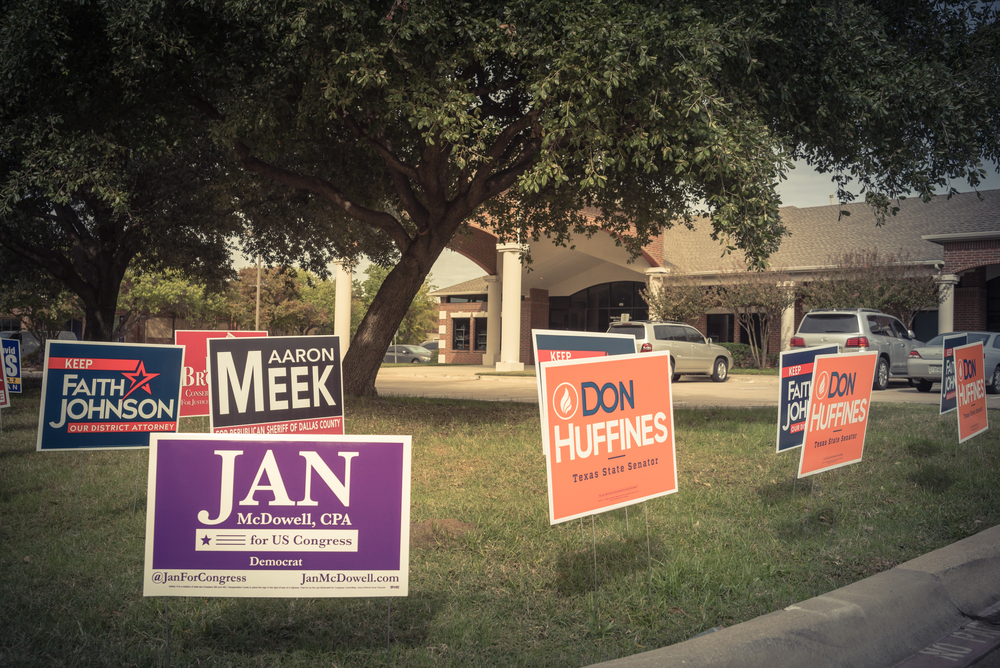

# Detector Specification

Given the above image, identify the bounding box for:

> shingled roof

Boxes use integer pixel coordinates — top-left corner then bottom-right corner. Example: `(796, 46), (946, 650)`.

(662, 189), (1000, 275)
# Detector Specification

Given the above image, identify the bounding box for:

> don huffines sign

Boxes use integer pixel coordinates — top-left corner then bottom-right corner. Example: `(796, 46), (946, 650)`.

(208, 335), (344, 435)
(144, 434), (411, 598)
(539, 351), (678, 524)
(37, 340), (183, 451)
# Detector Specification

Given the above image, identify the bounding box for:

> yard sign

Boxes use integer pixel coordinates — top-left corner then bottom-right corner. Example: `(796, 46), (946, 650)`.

(797, 352), (877, 478)
(3, 338), (22, 393)
(954, 341), (989, 443)
(939, 334), (967, 415)
(540, 352), (677, 524)
(175, 330), (267, 417)
(37, 340), (183, 451)
(776, 345), (838, 453)
(144, 433), (411, 598)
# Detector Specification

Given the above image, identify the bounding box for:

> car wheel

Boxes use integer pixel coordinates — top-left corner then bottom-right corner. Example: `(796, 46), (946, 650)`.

(711, 357), (729, 383)
(670, 359), (680, 384)
(916, 379), (933, 393)
(873, 357), (889, 391)
(988, 366), (1000, 395)
(410, 358), (420, 363)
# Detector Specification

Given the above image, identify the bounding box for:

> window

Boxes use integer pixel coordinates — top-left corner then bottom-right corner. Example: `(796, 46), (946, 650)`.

(0, 317), (20, 331)
(453, 318), (471, 351)
(446, 295), (487, 303)
(707, 314), (734, 343)
(474, 319), (488, 351)
(684, 327), (705, 344)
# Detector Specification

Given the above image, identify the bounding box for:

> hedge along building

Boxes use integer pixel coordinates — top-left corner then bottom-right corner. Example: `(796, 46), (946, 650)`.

(431, 189), (1000, 368)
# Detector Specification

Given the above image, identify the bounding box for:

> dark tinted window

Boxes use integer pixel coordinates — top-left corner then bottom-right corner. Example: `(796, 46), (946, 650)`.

(684, 327), (705, 344)
(799, 314), (860, 334)
(653, 325), (671, 341)
(607, 324), (645, 340)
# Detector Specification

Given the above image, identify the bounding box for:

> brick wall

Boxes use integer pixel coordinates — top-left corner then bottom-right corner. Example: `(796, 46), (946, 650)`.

(944, 240), (1000, 275)
(439, 301), (489, 364)
(446, 227), (499, 276)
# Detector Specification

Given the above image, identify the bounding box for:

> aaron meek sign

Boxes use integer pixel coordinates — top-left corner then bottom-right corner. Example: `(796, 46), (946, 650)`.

(208, 335), (344, 435)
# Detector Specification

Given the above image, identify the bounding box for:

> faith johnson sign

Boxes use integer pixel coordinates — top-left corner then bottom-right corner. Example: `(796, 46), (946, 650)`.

(954, 341), (989, 443)
(940, 334), (968, 415)
(175, 330), (267, 418)
(208, 335), (344, 435)
(797, 352), (877, 478)
(37, 340), (183, 451)
(3, 338), (22, 393)
(776, 345), (838, 453)
(540, 351), (678, 524)
(143, 434), (411, 598)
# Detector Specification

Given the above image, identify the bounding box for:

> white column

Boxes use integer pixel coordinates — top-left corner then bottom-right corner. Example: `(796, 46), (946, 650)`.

(643, 267), (670, 320)
(779, 281), (796, 351)
(482, 275), (501, 365)
(333, 260), (353, 354)
(496, 243), (525, 371)
(937, 273), (958, 335)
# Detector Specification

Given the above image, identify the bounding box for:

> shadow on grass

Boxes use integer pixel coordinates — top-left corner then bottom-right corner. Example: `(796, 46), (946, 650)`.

(554, 533), (664, 596)
(908, 463), (956, 493)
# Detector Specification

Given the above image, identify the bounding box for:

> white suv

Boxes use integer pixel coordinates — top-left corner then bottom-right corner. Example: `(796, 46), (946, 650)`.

(606, 321), (733, 382)
(790, 309), (922, 390)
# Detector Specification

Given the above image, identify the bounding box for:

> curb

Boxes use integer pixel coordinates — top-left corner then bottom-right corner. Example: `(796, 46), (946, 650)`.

(591, 525), (1000, 668)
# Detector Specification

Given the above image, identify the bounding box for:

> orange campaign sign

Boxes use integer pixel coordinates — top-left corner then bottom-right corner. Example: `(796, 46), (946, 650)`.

(539, 352), (678, 524)
(954, 342), (989, 443)
(798, 352), (877, 478)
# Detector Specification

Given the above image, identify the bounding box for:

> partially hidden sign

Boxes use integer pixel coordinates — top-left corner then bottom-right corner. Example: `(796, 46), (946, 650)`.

(208, 335), (344, 435)
(776, 345), (838, 453)
(144, 433), (411, 598)
(3, 338), (22, 393)
(954, 341), (989, 443)
(37, 340), (183, 451)
(940, 334), (967, 415)
(798, 352), (877, 478)
(540, 352), (677, 524)
(175, 330), (267, 417)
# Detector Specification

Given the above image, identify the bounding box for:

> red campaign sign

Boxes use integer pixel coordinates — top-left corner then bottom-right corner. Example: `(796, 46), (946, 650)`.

(954, 342), (989, 443)
(798, 352), (877, 478)
(175, 331), (267, 418)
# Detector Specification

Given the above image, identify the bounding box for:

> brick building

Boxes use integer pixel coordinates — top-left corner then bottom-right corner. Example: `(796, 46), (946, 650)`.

(431, 190), (1000, 367)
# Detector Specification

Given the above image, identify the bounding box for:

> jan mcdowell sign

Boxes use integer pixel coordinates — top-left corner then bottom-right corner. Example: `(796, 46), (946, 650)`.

(797, 352), (877, 478)
(208, 335), (344, 435)
(37, 340), (183, 451)
(776, 345), (838, 453)
(3, 337), (22, 393)
(954, 341), (989, 443)
(175, 330), (267, 418)
(143, 433), (411, 598)
(539, 352), (678, 524)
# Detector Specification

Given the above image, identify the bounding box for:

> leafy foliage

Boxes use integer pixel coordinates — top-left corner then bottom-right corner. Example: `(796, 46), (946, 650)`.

(799, 250), (943, 328)
(115, 267), (230, 340)
(716, 263), (797, 368)
(353, 265), (438, 345)
(641, 277), (715, 324)
(0, 249), (83, 358)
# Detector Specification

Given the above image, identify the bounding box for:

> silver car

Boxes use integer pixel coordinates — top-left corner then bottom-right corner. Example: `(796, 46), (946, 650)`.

(606, 320), (733, 382)
(906, 332), (1000, 393)
(790, 309), (922, 390)
(383, 345), (432, 364)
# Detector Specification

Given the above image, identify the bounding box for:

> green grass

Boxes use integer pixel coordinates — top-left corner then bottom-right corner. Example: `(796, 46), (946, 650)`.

(2, 378), (998, 666)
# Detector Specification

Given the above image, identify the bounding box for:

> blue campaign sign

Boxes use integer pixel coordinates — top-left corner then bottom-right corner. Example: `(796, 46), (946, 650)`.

(776, 345), (839, 453)
(3, 338), (22, 393)
(37, 340), (183, 451)
(940, 334), (967, 415)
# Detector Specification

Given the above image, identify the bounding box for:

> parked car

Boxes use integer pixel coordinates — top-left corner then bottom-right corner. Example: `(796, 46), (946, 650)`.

(0, 330), (77, 360)
(383, 345), (433, 364)
(419, 340), (439, 352)
(906, 332), (1000, 393)
(606, 320), (733, 382)
(790, 308), (922, 390)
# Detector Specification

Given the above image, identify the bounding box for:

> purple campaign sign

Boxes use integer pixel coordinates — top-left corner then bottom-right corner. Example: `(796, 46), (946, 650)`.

(144, 433), (411, 598)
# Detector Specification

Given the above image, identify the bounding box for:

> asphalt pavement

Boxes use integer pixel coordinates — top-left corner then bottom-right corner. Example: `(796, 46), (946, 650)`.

(377, 363), (1000, 668)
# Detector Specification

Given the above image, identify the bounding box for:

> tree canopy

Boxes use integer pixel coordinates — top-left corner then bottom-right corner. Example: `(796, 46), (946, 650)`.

(4, 0), (998, 394)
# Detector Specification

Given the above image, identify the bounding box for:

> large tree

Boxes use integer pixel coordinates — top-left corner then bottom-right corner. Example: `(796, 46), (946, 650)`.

(8, 0), (1000, 394)
(0, 1), (242, 340)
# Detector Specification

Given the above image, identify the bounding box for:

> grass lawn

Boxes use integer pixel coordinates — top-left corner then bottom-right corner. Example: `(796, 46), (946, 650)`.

(1, 377), (997, 666)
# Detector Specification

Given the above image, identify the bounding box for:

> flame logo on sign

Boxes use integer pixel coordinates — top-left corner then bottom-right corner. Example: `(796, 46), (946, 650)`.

(815, 371), (829, 398)
(552, 382), (579, 420)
